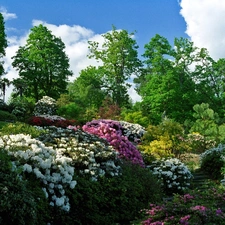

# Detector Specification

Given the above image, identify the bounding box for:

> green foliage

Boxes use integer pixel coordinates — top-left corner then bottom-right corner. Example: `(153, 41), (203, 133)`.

(139, 118), (189, 159)
(57, 102), (84, 122)
(121, 109), (149, 128)
(8, 96), (35, 121)
(135, 35), (198, 124)
(200, 145), (225, 180)
(63, 160), (162, 225)
(190, 103), (225, 144)
(135, 185), (225, 225)
(0, 149), (49, 225)
(68, 66), (106, 109)
(88, 25), (142, 108)
(0, 110), (17, 121)
(0, 13), (7, 77)
(0, 122), (46, 138)
(12, 24), (72, 101)
(186, 132), (216, 154)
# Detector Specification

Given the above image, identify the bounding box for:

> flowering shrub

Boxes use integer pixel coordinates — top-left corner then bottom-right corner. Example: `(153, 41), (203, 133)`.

(200, 144), (225, 179)
(186, 132), (216, 154)
(0, 125), (122, 213)
(0, 148), (49, 224)
(148, 158), (193, 195)
(82, 119), (144, 166)
(28, 115), (76, 128)
(33, 96), (57, 116)
(38, 126), (121, 180)
(137, 185), (225, 225)
(119, 120), (146, 145)
(0, 134), (77, 212)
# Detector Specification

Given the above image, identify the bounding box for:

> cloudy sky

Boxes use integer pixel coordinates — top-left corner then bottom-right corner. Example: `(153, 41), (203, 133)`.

(1, 0), (225, 102)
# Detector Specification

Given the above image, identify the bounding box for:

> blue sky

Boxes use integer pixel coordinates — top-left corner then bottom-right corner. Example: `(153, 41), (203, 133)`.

(1, 0), (225, 101)
(2, 0), (187, 55)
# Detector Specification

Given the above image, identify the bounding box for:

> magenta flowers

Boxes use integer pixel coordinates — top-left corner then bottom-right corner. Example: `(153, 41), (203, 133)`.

(82, 119), (144, 166)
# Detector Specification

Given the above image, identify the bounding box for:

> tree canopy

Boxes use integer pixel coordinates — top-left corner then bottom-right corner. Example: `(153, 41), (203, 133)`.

(88, 25), (142, 108)
(12, 24), (72, 101)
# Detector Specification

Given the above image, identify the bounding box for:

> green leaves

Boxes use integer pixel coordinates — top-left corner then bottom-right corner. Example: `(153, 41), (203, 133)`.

(88, 25), (142, 107)
(12, 24), (72, 101)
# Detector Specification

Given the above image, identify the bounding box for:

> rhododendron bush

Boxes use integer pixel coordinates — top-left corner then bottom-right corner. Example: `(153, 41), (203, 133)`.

(28, 115), (76, 128)
(0, 126), (121, 212)
(82, 119), (144, 166)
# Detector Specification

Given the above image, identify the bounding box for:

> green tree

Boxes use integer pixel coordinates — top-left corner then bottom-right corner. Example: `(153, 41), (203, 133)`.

(88, 25), (142, 108)
(0, 13), (8, 102)
(11, 78), (28, 98)
(0, 77), (10, 102)
(135, 35), (202, 124)
(68, 66), (106, 109)
(0, 13), (7, 78)
(12, 24), (72, 101)
(190, 103), (221, 143)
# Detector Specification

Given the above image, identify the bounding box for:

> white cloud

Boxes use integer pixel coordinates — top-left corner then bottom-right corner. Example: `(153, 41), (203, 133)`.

(3, 20), (141, 102)
(0, 7), (17, 21)
(180, 0), (225, 60)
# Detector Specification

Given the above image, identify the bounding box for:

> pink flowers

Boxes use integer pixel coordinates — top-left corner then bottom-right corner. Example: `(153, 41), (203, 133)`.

(183, 194), (194, 203)
(82, 119), (144, 166)
(179, 215), (190, 224)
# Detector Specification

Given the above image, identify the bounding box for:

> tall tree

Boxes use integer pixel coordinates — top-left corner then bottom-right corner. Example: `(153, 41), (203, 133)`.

(11, 78), (28, 98)
(0, 78), (10, 101)
(134, 35), (199, 124)
(0, 13), (8, 102)
(68, 66), (106, 109)
(88, 25), (142, 107)
(12, 24), (72, 101)
(0, 13), (7, 77)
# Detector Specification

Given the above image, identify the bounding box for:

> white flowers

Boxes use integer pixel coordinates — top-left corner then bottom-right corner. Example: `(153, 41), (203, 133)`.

(1, 125), (122, 212)
(148, 158), (193, 194)
(0, 133), (76, 211)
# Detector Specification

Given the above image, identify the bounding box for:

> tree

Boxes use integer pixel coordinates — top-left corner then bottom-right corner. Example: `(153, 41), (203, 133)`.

(0, 13), (7, 78)
(134, 35), (202, 124)
(68, 66), (106, 109)
(11, 78), (28, 98)
(12, 24), (72, 101)
(0, 78), (10, 101)
(88, 25), (142, 108)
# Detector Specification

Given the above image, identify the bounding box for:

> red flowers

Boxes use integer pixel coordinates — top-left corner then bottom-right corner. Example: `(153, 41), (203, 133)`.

(28, 116), (76, 128)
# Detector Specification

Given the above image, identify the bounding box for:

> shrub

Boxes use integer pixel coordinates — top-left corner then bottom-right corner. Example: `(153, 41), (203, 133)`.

(64, 160), (162, 225)
(33, 96), (57, 116)
(0, 122), (46, 138)
(139, 118), (189, 159)
(57, 102), (80, 120)
(186, 132), (216, 154)
(0, 149), (50, 225)
(148, 158), (193, 195)
(135, 184), (225, 225)
(82, 119), (144, 166)
(8, 96), (35, 121)
(28, 115), (76, 128)
(0, 110), (17, 121)
(200, 144), (225, 180)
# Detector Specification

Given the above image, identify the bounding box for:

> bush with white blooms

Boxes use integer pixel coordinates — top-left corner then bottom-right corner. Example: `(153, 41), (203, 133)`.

(148, 158), (193, 195)
(0, 126), (121, 212)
